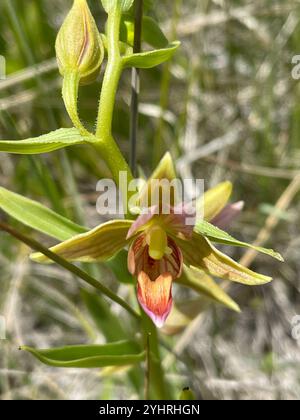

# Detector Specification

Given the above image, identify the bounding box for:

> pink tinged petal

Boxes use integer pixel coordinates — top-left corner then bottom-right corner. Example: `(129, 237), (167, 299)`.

(162, 203), (195, 239)
(126, 206), (159, 239)
(211, 201), (244, 230)
(128, 235), (183, 280)
(127, 203), (195, 241)
(137, 271), (173, 328)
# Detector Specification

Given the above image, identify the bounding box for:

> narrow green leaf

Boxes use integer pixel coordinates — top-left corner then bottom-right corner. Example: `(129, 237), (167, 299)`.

(142, 16), (169, 49)
(0, 187), (87, 241)
(178, 266), (241, 313)
(121, 16), (169, 49)
(0, 128), (94, 155)
(195, 219), (284, 262)
(122, 41), (180, 69)
(21, 340), (145, 368)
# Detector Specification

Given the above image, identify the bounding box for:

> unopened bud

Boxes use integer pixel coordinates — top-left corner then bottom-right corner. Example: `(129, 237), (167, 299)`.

(55, 0), (104, 85)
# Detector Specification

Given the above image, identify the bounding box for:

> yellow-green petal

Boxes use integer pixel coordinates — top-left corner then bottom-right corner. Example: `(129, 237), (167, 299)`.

(198, 181), (233, 221)
(178, 233), (272, 286)
(31, 220), (133, 264)
(138, 152), (177, 208)
(177, 266), (240, 312)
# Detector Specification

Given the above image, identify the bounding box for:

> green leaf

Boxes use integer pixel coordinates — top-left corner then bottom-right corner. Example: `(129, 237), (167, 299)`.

(178, 266), (241, 313)
(0, 187), (87, 241)
(0, 128), (93, 155)
(122, 41), (180, 69)
(21, 340), (145, 368)
(81, 289), (127, 341)
(121, 16), (169, 49)
(142, 16), (169, 48)
(101, 0), (134, 13)
(195, 219), (284, 262)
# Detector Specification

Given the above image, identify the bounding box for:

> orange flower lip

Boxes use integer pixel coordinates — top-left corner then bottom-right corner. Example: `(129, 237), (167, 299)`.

(137, 271), (173, 329)
(128, 231), (183, 328)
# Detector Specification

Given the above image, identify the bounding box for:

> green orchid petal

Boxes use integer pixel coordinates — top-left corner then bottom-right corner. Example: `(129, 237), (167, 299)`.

(197, 181), (233, 222)
(31, 220), (133, 264)
(177, 233), (272, 286)
(177, 266), (241, 312)
(150, 152), (177, 182)
(138, 152), (178, 208)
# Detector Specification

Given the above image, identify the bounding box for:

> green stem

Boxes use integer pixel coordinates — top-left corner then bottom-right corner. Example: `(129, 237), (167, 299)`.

(0, 221), (141, 320)
(96, 6), (122, 140)
(62, 71), (91, 137)
(141, 312), (171, 400)
(94, 4), (134, 212)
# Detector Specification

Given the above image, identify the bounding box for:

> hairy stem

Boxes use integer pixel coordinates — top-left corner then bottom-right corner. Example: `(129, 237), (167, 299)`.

(96, 6), (122, 139)
(62, 71), (91, 137)
(94, 4), (134, 212)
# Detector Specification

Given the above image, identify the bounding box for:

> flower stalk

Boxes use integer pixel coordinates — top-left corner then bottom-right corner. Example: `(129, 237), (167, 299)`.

(94, 3), (134, 211)
(62, 71), (91, 137)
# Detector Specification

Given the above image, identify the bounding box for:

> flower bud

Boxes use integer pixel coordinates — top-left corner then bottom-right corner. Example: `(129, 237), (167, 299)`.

(55, 0), (104, 85)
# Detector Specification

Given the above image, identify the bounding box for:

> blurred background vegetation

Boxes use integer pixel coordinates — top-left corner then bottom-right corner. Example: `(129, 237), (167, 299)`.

(1, 0), (300, 400)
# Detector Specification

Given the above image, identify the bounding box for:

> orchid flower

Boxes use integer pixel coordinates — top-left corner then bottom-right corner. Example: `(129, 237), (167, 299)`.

(31, 154), (282, 328)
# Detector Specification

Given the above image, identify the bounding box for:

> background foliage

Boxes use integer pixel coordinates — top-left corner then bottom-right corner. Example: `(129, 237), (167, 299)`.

(0, 0), (300, 400)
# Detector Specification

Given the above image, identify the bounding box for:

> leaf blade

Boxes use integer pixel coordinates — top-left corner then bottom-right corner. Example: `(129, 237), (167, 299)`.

(0, 128), (93, 155)
(21, 340), (145, 368)
(0, 187), (87, 241)
(122, 41), (180, 69)
(195, 219), (284, 262)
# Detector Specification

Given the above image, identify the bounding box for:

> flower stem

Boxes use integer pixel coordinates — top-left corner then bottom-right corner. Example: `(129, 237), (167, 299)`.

(0, 221), (141, 320)
(62, 71), (91, 137)
(96, 5), (122, 140)
(141, 312), (171, 400)
(94, 4), (134, 211)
